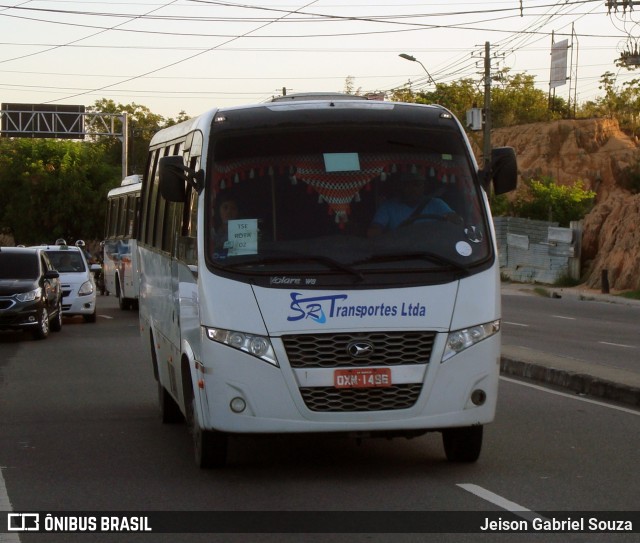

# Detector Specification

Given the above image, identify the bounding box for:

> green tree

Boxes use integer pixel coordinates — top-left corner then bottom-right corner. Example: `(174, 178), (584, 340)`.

(491, 70), (556, 127)
(388, 78), (482, 121)
(577, 72), (640, 135)
(388, 83), (418, 104)
(0, 100), (191, 246)
(0, 138), (119, 244)
(388, 72), (558, 127)
(510, 176), (595, 226)
(86, 99), (189, 176)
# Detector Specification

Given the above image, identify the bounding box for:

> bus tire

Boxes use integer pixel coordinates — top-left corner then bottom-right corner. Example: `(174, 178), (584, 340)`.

(117, 282), (129, 310)
(196, 428), (228, 469)
(186, 383), (228, 469)
(442, 425), (483, 463)
(158, 382), (183, 424)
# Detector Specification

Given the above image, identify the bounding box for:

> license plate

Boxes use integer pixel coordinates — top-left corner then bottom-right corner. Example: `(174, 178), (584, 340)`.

(334, 368), (392, 389)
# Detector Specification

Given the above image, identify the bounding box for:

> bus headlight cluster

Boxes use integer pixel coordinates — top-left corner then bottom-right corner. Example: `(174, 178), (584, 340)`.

(205, 327), (278, 367)
(442, 320), (500, 362)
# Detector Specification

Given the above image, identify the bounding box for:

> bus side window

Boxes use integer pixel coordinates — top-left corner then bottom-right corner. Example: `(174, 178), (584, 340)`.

(177, 156), (199, 265)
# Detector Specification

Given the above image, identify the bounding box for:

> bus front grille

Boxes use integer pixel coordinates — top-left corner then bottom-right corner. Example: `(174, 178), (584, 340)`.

(299, 384), (423, 412)
(282, 331), (435, 369)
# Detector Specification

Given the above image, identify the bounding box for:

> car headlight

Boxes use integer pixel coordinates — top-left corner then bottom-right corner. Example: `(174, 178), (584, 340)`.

(16, 288), (42, 302)
(205, 327), (278, 366)
(442, 320), (501, 362)
(78, 280), (94, 296)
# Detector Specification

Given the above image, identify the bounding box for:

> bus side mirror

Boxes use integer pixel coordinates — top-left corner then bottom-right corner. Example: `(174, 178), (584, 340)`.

(491, 147), (517, 195)
(480, 147), (518, 195)
(159, 156), (204, 202)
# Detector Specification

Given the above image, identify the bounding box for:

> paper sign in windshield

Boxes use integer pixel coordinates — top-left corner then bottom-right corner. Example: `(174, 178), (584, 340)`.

(226, 219), (258, 256)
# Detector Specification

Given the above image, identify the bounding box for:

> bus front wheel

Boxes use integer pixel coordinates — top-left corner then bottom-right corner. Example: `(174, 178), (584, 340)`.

(442, 425), (483, 463)
(116, 279), (129, 310)
(186, 384), (228, 469)
(158, 382), (183, 424)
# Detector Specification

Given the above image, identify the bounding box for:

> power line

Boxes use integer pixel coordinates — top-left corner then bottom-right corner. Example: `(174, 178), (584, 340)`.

(43, 0), (324, 104)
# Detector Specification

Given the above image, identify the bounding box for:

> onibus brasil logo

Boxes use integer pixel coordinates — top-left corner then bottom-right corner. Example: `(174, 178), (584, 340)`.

(287, 292), (426, 323)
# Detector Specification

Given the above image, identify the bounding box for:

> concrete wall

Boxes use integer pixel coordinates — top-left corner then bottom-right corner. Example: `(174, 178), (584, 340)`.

(494, 217), (580, 284)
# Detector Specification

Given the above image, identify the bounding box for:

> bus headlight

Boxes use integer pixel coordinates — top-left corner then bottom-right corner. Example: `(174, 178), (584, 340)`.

(205, 327), (278, 367)
(442, 320), (500, 362)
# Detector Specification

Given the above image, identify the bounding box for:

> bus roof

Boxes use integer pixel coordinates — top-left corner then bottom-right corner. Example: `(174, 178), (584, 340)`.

(107, 178), (142, 198)
(122, 174), (142, 186)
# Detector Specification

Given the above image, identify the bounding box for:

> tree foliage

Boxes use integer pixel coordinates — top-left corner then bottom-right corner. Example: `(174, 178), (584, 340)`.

(507, 176), (596, 226)
(0, 138), (120, 245)
(387, 70), (560, 128)
(577, 72), (640, 136)
(387, 79), (482, 123)
(490, 70), (557, 127)
(0, 99), (192, 246)
(87, 99), (189, 175)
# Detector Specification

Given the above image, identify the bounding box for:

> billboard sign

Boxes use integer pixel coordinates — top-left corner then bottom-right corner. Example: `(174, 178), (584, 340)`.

(549, 40), (569, 89)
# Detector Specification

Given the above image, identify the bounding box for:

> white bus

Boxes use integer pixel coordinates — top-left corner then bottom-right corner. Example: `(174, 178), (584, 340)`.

(103, 174), (142, 309)
(137, 94), (517, 468)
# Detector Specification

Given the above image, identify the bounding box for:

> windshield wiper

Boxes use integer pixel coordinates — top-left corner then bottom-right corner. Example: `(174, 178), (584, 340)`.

(217, 253), (365, 282)
(354, 251), (470, 276)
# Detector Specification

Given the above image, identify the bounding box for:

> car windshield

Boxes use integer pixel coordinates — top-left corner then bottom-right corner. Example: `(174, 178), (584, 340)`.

(46, 251), (86, 273)
(206, 125), (490, 283)
(0, 253), (39, 279)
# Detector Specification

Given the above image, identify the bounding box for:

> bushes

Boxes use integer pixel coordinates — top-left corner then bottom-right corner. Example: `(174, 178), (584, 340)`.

(492, 175), (596, 226)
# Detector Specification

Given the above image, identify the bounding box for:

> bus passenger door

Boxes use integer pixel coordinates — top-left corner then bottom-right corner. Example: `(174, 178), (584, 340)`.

(172, 151), (202, 407)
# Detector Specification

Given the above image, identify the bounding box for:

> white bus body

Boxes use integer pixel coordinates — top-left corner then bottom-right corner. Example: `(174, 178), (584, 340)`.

(103, 174), (142, 309)
(137, 96), (517, 468)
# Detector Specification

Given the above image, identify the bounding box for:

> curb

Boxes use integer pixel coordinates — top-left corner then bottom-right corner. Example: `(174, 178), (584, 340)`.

(500, 357), (640, 409)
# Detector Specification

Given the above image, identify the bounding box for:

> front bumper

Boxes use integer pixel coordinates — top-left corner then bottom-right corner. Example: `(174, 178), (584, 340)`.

(61, 292), (96, 316)
(0, 300), (41, 330)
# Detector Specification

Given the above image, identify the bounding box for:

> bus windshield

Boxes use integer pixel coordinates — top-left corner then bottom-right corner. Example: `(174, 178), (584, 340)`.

(207, 126), (490, 283)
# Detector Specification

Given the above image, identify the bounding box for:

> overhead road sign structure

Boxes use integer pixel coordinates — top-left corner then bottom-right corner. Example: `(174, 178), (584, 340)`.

(1, 103), (85, 139)
(1, 104), (129, 178)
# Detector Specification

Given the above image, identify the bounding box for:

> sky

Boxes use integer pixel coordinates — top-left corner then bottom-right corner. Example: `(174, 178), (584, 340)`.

(1, 0), (640, 119)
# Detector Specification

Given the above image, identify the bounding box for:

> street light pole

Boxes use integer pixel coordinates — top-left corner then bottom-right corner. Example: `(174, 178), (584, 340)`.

(399, 53), (434, 84)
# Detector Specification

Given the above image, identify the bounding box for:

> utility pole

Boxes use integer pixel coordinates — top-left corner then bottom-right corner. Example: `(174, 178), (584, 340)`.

(483, 41), (492, 173)
(121, 112), (128, 180)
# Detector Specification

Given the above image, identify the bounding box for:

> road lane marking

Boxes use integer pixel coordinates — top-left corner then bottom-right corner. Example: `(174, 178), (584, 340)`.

(98, 315), (113, 320)
(500, 376), (640, 415)
(552, 315), (575, 320)
(0, 468), (21, 542)
(599, 341), (635, 349)
(504, 321), (529, 327)
(457, 484), (548, 523)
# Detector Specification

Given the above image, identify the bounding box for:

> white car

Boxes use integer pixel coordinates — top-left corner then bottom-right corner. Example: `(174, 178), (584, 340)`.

(31, 244), (99, 323)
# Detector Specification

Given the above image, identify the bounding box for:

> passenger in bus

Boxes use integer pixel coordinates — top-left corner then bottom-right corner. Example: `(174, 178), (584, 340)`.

(211, 191), (240, 257)
(367, 172), (458, 237)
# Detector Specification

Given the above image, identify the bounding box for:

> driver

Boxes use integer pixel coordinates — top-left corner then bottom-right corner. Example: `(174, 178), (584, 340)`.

(367, 172), (456, 237)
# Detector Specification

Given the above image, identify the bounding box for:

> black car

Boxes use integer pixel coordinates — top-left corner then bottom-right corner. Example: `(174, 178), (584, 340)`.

(0, 247), (63, 339)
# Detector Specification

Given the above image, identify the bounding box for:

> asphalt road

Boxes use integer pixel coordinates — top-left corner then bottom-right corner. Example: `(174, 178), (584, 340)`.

(0, 294), (638, 542)
(501, 289), (640, 374)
